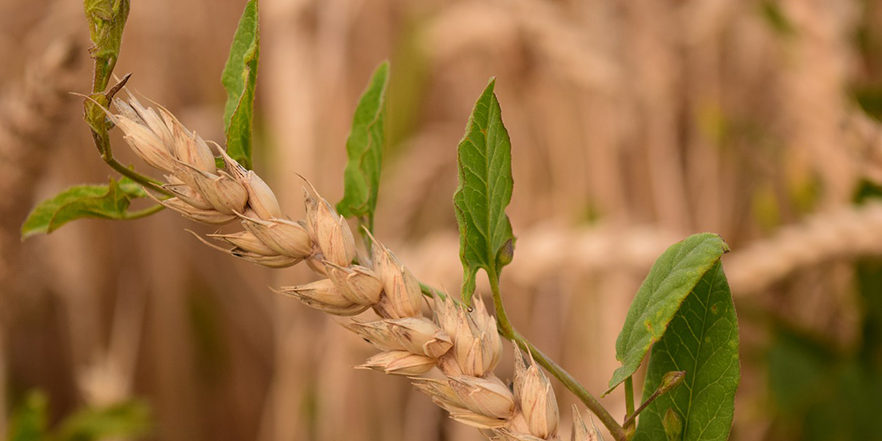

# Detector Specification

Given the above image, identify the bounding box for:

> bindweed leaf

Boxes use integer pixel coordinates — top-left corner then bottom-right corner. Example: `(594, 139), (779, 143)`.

(337, 61), (389, 231)
(633, 262), (739, 441)
(221, 0), (259, 169)
(608, 233), (729, 392)
(21, 178), (152, 239)
(454, 79), (515, 304)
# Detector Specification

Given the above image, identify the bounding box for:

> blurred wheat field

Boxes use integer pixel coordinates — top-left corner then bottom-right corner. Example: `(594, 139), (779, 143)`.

(3, 0), (882, 440)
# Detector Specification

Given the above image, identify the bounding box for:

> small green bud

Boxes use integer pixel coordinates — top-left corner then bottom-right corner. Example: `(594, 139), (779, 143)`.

(659, 371), (686, 395)
(496, 238), (515, 267)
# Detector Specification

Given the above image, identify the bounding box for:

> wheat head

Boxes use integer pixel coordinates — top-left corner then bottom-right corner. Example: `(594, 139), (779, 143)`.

(106, 93), (603, 441)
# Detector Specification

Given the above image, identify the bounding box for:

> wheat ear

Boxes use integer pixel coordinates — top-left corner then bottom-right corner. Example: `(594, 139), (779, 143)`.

(106, 94), (602, 441)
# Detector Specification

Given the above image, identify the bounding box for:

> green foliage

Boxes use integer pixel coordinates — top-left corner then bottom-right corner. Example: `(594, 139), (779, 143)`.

(337, 61), (390, 231)
(854, 86), (882, 122)
(762, 256), (882, 441)
(55, 401), (150, 441)
(6, 392), (150, 441)
(608, 233), (729, 392)
(21, 178), (152, 239)
(759, 0), (794, 36)
(453, 79), (515, 304)
(221, 0), (260, 169)
(6, 392), (48, 441)
(633, 262), (740, 441)
(766, 331), (882, 441)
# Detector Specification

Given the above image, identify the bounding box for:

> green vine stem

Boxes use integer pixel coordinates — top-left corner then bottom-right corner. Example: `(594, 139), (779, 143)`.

(624, 377), (636, 438)
(621, 371), (685, 429)
(83, 0), (171, 197)
(121, 203), (166, 220)
(487, 272), (627, 441)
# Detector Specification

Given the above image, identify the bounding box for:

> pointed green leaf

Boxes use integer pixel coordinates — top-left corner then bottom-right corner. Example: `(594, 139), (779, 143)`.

(21, 178), (151, 239)
(608, 233), (729, 392)
(336, 61), (389, 231)
(633, 262), (740, 441)
(453, 79), (515, 303)
(221, 0), (259, 169)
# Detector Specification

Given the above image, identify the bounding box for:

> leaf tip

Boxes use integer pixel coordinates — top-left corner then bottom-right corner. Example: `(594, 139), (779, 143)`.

(485, 77), (497, 93)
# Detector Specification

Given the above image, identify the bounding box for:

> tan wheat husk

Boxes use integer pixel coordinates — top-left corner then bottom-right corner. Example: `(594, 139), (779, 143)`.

(110, 95), (567, 441)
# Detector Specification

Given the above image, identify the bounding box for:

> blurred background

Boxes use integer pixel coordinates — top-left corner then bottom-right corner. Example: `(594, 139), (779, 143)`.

(3, 0), (882, 440)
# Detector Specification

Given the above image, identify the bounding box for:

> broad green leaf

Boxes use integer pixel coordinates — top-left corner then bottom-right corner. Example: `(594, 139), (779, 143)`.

(633, 262), (739, 441)
(221, 0), (259, 169)
(453, 78), (515, 303)
(56, 400), (150, 441)
(21, 178), (150, 239)
(336, 61), (389, 231)
(7, 391), (48, 441)
(608, 233), (729, 392)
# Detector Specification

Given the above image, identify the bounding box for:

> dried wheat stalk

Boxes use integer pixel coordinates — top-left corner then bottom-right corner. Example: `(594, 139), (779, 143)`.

(725, 202), (882, 295)
(0, 38), (78, 291)
(399, 199), (882, 301)
(105, 94), (602, 441)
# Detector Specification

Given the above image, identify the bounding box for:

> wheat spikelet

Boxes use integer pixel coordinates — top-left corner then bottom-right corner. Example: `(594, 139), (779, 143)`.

(108, 94), (585, 441)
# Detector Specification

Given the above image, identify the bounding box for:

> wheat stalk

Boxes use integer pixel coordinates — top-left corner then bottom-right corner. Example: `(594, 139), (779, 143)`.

(105, 93), (602, 441)
(0, 38), (79, 293)
(398, 199), (882, 300)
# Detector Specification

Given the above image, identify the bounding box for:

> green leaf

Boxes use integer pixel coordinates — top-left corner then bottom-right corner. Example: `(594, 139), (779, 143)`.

(608, 233), (729, 392)
(221, 0), (259, 169)
(55, 400), (150, 441)
(336, 61), (389, 231)
(21, 178), (150, 239)
(633, 262), (739, 441)
(453, 78), (515, 303)
(6, 391), (48, 441)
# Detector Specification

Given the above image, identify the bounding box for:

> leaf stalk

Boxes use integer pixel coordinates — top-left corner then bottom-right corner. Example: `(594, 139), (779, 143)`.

(622, 371), (686, 428)
(624, 377), (636, 438)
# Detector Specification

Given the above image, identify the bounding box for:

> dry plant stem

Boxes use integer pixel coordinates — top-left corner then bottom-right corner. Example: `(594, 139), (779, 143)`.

(488, 272), (627, 441)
